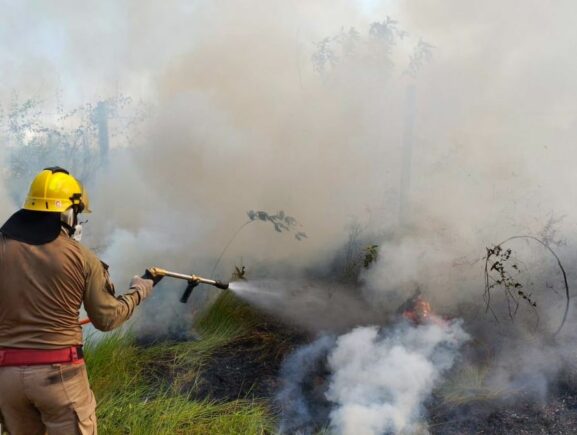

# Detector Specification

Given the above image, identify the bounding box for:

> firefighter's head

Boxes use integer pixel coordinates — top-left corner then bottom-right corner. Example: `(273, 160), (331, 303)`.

(23, 167), (90, 214)
(23, 167), (91, 240)
(0, 167), (91, 244)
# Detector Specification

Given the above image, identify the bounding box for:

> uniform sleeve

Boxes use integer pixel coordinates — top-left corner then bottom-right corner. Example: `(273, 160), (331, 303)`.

(82, 253), (144, 332)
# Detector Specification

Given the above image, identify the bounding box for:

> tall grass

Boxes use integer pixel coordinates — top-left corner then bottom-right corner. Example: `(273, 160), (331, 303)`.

(195, 291), (263, 340)
(84, 292), (276, 434)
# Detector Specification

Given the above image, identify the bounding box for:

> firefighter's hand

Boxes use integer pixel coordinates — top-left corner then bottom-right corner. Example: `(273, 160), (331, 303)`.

(142, 269), (164, 286)
(130, 275), (153, 301)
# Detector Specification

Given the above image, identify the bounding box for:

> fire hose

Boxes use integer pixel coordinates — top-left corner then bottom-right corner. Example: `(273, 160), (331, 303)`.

(79, 267), (229, 326)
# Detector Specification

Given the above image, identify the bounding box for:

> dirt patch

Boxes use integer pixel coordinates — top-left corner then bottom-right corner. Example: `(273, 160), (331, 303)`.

(429, 382), (577, 434)
(191, 322), (308, 402)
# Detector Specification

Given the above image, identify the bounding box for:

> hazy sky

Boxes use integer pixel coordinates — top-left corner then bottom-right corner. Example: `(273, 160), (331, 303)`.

(0, 1), (402, 106)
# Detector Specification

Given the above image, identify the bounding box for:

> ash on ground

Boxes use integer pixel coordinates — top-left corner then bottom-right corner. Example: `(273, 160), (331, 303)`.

(428, 380), (577, 434)
(193, 324), (308, 401)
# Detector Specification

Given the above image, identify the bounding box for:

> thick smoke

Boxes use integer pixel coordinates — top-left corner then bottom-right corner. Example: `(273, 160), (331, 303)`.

(277, 321), (469, 434)
(277, 335), (336, 433)
(87, 0), (577, 333)
(327, 322), (468, 435)
(5, 0), (577, 294)
(230, 280), (389, 333)
(0, 152), (14, 222)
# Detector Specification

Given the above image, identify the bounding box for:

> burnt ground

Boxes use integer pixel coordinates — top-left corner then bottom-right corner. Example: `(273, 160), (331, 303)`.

(191, 321), (308, 402)
(190, 337), (577, 434)
(137, 293), (577, 433)
(140, 326), (577, 434)
(187, 336), (577, 433)
(428, 382), (577, 435)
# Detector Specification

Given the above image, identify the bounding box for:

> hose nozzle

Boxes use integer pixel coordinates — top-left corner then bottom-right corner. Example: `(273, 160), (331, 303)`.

(147, 267), (230, 302)
(214, 280), (229, 290)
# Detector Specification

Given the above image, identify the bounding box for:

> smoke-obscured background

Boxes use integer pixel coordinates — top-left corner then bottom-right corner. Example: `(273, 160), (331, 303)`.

(2, 1), (577, 432)
(3, 1), (576, 276)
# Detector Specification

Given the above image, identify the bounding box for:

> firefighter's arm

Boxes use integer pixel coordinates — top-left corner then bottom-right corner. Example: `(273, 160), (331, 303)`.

(82, 254), (153, 332)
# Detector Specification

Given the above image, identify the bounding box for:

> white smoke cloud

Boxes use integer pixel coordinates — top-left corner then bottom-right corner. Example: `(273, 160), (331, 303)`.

(326, 322), (469, 435)
(7, 0), (577, 289)
(0, 181), (15, 222)
(0, 151), (15, 221)
(277, 321), (469, 434)
(230, 279), (389, 333)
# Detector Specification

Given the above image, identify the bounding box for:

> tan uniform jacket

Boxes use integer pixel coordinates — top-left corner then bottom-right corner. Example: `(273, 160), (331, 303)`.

(0, 231), (144, 349)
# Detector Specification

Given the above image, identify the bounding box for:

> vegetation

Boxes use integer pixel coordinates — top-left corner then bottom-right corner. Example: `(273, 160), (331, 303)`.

(84, 292), (278, 435)
(1, 95), (146, 204)
(483, 235), (570, 336)
(311, 18), (433, 79)
(211, 209), (307, 277)
(436, 364), (515, 407)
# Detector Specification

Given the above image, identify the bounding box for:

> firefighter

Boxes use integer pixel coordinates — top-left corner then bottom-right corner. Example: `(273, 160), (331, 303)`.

(0, 167), (158, 435)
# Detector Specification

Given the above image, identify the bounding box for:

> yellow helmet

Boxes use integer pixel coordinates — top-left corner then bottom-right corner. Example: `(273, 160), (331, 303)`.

(23, 167), (91, 214)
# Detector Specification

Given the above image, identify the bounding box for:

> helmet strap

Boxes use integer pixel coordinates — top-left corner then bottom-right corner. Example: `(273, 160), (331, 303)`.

(60, 208), (79, 238)
(69, 193), (85, 213)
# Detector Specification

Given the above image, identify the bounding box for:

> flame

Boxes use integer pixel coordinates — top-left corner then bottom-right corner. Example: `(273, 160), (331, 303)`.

(402, 295), (446, 327)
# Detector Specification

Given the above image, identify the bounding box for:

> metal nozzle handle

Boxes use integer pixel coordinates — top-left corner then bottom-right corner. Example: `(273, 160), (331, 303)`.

(147, 267), (229, 301)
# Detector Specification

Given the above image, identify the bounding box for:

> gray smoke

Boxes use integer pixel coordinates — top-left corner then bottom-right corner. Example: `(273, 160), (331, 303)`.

(277, 321), (469, 434)
(327, 322), (469, 435)
(277, 335), (336, 434)
(4, 0), (577, 304)
(230, 280), (390, 333)
(0, 152), (14, 221)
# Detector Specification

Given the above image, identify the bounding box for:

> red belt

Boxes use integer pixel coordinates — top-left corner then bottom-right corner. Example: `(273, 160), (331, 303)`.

(0, 346), (84, 366)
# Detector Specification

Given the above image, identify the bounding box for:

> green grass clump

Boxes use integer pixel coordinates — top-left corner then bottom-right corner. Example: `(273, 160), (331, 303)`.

(195, 290), (264, 341)
(95, 389), (272, 435)
(84, 292), (276, 434)
(84, 332), (143, 397)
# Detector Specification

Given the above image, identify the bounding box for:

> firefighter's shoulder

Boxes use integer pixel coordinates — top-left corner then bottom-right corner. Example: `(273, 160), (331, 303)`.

(69, 238), (108, 275)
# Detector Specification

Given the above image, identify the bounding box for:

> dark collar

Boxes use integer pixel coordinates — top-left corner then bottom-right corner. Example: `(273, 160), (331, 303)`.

(0, 209), (63, 245)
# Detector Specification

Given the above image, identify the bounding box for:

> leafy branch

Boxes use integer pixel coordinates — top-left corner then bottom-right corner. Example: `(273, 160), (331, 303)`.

(246, 210), (307, 241)
(483, 236), (570, 336)
(210, 210), (307, 278)
(363, 244), (380, 268)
